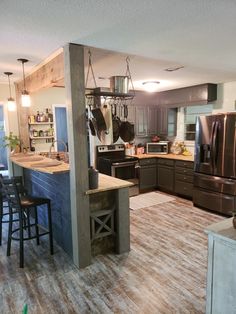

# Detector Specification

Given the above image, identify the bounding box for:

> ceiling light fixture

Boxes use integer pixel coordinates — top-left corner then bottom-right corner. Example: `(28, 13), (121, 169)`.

(142, 81), (160, 93)
(17, 58), (30, 107)
(4, 72), (16, 111)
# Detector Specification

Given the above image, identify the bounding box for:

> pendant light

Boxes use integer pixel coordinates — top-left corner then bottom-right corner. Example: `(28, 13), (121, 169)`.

(17, 58), (30, 107)
(4, 72), (16, 111)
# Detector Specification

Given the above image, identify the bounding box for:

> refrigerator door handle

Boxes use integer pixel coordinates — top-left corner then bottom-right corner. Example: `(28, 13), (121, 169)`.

(212, 121), (219, 169)
(210, 121), (216, 169)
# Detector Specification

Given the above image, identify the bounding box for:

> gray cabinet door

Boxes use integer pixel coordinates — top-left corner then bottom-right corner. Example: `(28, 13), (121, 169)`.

(157, 107), (168, 135)
(167, 108), (177, 137)
(127, 105), (135, 124)
(148, 106), (157, 135)
(157, 165), (174, 192)
(157, 107), (177, 137)
(139, 166), (157, 190)
(135, 107), (148, 136)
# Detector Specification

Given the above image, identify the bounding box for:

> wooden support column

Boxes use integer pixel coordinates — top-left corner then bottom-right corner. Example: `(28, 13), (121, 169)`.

(115, 187), (130, 254)
(64, 43), (91, 268)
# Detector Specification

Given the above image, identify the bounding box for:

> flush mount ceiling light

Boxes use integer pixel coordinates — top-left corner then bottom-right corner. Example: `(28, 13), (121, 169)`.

(4, 72), (16, 111)
(17, 58), (30, 107)
(142, 81), (160, 93)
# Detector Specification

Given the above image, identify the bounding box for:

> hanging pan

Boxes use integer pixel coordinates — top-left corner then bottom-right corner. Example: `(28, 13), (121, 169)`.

(91, 107), (107, 132)
(112, 103), (121, 143)
(89, 118), (97, 136)
(119, 104), (135, 142)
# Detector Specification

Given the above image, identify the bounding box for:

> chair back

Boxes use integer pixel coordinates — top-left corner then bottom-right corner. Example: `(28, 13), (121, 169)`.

(0, 177), (21, 211)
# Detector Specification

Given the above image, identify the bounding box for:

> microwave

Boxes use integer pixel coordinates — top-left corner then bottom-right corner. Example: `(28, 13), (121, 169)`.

(146, 141), (169, 154)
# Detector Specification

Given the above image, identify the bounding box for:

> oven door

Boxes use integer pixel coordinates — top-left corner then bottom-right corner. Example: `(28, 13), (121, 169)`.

(111, 161), (139, 196)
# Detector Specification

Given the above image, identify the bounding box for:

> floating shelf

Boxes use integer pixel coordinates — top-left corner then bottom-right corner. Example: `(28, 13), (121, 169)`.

(29, 122), (53, 125)
(29, 136), (54, 140)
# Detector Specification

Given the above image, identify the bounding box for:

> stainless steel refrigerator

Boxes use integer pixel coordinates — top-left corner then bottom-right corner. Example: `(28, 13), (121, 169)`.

(193, 112), (236, 215)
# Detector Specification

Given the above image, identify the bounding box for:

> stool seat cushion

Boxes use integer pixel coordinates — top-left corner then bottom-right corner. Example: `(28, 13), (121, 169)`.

(20, 196), (50, 208)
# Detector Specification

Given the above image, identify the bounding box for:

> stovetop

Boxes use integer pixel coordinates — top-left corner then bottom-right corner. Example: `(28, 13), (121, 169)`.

(96, 144), (138, 164)
(99, 155), (138, 164)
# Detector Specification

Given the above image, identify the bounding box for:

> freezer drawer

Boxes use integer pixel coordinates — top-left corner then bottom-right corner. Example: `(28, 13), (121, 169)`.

(193, 187), (235, 216)
(194, 173), (236, 196)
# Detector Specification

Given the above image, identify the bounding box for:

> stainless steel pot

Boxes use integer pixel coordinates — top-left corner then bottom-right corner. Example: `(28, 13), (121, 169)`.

(110, 76), (129, 94)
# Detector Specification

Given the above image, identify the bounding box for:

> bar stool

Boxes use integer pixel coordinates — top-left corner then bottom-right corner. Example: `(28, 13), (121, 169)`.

(1, 177), (54, 268)
(0, 174), (27, 246)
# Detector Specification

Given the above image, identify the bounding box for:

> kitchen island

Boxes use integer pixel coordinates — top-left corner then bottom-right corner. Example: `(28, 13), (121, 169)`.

(11, 154), (132, 264)
(205, 219), (236, 314)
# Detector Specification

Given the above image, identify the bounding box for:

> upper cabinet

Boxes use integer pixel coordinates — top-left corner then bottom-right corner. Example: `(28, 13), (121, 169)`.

(135, 106), (148, 136)
(126, 105), (135, 124)
(135, 106), (158, 137)
(157, 83), (217, 107)
(157, 107), (177, 137)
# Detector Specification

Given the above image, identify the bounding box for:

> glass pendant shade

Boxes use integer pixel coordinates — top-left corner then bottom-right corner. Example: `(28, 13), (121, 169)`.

(7, 97), (16, 111)
(21, 90), (31, 107)
(4, 71), (16, 111)
(17, 58), (31, 107)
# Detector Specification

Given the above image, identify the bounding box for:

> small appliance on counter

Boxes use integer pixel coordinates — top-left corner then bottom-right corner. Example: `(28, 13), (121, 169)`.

(146, 141), (169, 154)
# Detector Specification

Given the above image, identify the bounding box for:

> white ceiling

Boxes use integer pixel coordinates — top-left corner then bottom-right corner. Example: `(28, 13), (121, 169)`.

(1, 0), (236, 91)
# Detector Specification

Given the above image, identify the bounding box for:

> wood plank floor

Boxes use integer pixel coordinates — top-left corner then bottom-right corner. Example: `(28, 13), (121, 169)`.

(0, 195), (223, 313)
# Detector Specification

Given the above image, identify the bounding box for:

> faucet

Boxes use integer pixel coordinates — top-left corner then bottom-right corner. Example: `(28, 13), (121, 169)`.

(49, 139), (69, 163)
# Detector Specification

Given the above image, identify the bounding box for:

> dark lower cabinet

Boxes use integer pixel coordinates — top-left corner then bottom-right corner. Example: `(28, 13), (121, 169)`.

(138, 157), (194, 198)
(139, 158), (157, 191)
(157, 159), (174, 192)
(174, 160), (194, 198)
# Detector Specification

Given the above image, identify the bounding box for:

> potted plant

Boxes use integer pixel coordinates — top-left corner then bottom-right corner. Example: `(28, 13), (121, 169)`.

(1, 132), (21, 154)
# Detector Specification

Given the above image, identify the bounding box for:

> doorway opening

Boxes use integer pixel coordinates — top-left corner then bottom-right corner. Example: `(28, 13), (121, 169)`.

(52, 104), (68, 152)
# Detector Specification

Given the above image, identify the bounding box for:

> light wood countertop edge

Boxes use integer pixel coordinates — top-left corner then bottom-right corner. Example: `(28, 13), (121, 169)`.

(86, 174), (133, 195)
(131, 153), (194, 162)
(10, 155), (70, 174)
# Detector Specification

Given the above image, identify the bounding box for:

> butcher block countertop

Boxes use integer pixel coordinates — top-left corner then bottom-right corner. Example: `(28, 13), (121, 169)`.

(86, 174), (133, 195)
(132, 153), (194, 162)
(10, 153), (70, 174)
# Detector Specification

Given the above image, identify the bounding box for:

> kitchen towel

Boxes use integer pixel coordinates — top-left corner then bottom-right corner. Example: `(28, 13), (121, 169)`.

(130, 192), (175, 210)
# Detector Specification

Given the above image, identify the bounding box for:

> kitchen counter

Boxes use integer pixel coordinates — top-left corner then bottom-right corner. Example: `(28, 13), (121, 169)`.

(19, 159), (131, 264)
(86, 174), (133, 195)
(205, 218), (236, 243)
(132, 153), (194, 162)
(10, 153), (70, 174)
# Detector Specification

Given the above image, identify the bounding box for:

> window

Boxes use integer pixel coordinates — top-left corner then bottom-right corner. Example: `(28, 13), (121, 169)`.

(184, 104), (213, 141)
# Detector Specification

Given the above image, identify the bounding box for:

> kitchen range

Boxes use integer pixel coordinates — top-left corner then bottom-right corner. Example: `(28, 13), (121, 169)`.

(96, 144), (139, 196)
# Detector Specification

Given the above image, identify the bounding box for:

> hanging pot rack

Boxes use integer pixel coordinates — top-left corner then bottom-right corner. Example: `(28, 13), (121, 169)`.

(85, 51), (135, 106)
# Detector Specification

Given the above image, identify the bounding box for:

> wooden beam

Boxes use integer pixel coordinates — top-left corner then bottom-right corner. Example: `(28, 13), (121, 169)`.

(63, 43), (91, 268)
(16, 52), (64, 93)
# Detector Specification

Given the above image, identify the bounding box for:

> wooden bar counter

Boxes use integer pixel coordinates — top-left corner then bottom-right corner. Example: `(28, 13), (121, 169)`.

(10, 154), (132, 264)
